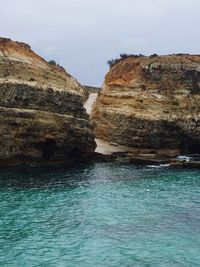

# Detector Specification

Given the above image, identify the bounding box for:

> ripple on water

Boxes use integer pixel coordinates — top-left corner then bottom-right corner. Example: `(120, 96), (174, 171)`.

(0, 163), (200, 267)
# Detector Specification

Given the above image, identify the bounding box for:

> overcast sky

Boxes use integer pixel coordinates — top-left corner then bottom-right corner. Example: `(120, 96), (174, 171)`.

(1, 0), (200, 86)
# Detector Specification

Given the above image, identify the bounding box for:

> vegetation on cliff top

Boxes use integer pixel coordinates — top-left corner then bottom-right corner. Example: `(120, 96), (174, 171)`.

(107, 53), (194, 68)
(107, 53), (159, 67)
(48, 60), (60, 66)
(107, 54), (145, 67)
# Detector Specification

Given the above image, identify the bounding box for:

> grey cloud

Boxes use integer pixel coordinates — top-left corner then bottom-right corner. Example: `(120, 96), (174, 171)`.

(0, 0), (200, 85)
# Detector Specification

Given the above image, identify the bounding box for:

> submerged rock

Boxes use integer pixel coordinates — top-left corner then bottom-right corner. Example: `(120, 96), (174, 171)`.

(91, 54), (200, 156)
(0, 37), (96, 166)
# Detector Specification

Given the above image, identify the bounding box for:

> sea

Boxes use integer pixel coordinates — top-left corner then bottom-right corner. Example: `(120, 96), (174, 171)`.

(0, 162), (200, 267)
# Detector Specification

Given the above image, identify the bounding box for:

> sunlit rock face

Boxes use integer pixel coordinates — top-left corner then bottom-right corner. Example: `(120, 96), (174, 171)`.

(0, 37), (96, 166)
(91, 54), (200, 155)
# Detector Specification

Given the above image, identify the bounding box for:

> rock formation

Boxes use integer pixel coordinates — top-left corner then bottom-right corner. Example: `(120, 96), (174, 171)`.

(0, 37), (96, 166)
(91, 54), (200, 155)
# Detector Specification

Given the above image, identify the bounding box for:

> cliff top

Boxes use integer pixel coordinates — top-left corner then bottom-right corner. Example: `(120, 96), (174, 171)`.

(0, 37), (49, 67)
(0, 37), (86, 97)
(106, 54), (200, 87)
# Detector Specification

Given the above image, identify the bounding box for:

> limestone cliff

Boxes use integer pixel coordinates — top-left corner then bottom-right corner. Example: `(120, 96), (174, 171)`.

(91, 55), (200, 155)
(0, 37), (96, 166)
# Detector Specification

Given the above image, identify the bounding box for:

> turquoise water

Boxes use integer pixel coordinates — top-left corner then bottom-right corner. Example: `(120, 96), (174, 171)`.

(0, 163), (200, 267)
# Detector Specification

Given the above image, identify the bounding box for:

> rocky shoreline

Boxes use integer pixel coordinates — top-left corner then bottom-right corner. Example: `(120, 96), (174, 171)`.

(92, 150), (200, 169)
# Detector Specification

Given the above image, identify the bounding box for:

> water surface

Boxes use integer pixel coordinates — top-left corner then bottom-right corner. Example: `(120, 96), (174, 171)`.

(0, 163), (200, 266)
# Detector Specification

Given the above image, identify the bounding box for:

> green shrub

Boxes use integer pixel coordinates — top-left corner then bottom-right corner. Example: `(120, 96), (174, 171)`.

(107, 53), (145, 67)
(48, 60), (59, 66)
(149, 53), (158, 58)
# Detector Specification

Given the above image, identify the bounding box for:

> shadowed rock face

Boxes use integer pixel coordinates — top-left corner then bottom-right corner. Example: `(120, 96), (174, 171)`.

(91, 55), (200, 155)
(0, 37), (96, 166)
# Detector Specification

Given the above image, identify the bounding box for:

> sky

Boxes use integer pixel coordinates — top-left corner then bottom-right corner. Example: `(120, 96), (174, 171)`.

(1, 0), (200, 86)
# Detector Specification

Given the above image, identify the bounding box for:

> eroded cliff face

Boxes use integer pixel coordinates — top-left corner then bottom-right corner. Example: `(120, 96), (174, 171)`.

(0, 37), (96, 166)
(91, 55), (200, 155)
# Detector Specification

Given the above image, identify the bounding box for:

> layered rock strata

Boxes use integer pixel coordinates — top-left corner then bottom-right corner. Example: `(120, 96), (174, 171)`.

(0, 37), (96, 166)
(91, 55), (200, 155)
